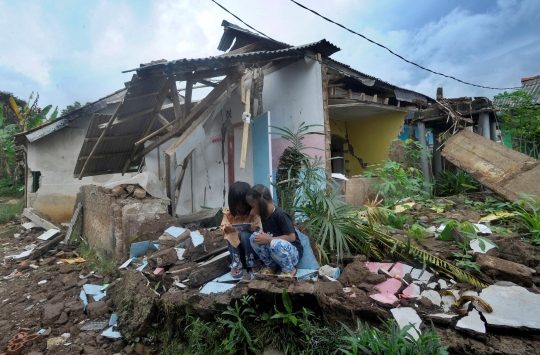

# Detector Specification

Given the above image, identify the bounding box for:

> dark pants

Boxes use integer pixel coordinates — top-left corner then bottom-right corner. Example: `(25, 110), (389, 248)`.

(227, 230), (260, 269)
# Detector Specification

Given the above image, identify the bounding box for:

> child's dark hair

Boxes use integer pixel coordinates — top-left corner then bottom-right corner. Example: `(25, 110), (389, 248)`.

(228, 181), (252, 217)
(246, 184), (273, 221)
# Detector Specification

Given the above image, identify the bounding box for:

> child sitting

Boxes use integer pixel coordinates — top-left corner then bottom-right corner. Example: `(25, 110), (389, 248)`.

(220, 181), (262, 278)
(246, 184), (303, 277)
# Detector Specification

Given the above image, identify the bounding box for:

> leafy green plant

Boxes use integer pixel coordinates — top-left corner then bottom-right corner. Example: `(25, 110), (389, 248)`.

(408, 223), (428, 242)
(366, 160), (431, 207)
(0, 200), (23, 225)
(513, 194), (540, 244)
(220, 295), (258, 354)
(435, 170), (479, 197)
(495, 89), (540, 159)
(338, 319), (448, 355)
(78, 238), (118, 274)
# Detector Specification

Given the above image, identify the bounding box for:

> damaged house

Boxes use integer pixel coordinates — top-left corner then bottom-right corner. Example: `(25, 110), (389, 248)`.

(16, 20), (432, 228)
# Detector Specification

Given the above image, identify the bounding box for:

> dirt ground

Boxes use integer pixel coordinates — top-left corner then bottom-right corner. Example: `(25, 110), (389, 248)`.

(2, 193), (540, 354)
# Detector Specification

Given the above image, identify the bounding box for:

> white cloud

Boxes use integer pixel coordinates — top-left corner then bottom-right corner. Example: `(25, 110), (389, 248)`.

(0, 2), (63, 86)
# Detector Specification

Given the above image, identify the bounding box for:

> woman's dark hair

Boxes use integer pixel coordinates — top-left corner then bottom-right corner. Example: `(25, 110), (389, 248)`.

(228, 181), (252, 217)
(246, 184), (274, 221)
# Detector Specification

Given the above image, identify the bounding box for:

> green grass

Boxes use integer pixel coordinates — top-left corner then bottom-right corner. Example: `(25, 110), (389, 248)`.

(79, 239), (118, 274)
(0, 200), (23, 225)
(0, 178), (24, 198)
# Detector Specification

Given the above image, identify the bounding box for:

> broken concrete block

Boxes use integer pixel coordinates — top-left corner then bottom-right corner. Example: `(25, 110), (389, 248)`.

(428, 313), (458, 326)
(480, 285), (540, 330)
(148, 248), (178, 268)
(133, 188), (147, 199)
(86, 301), (109, 319)
(111, 186), (125, 197)
(158, 229), (190, 248)
(126, 185), (135, 194)
(456, 309), (485, 334)
(442, 130), (540, 202)
(42, 301), (64, 326)
(390, 307), (423, 340)
(476, 254), (533, 287)
(23, 208), (57, 230)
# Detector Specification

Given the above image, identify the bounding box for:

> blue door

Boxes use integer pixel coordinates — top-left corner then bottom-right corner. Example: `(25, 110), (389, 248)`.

(251, 112), (273, 197)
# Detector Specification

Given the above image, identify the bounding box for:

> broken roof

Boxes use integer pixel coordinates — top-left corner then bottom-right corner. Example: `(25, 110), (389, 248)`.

(496, 74), (540, 107)
(217, 19), (290, 52)
(15, 88), (126, 145)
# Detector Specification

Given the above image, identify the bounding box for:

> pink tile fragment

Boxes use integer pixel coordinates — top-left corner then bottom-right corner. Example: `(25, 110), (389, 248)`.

(370, 293), (399, 304)
(153, 267), (164, 275)
(374, 278), (402, 294)
(402, 283), (420, 297)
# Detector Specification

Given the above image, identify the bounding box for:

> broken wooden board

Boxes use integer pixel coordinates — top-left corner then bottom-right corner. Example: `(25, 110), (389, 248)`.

(23, 208), (57, 230)
(188, 251), (230, 287)
(64, 202), (83, 244)
(442, 130), (540, 202)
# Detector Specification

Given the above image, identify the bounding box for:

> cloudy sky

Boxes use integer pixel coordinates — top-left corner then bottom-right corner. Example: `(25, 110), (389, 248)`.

(1, 0), (539, 111)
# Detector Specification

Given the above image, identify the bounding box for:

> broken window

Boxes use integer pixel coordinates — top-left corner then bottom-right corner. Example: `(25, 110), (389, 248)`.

(31, 171), (41, 192)
(331, 135), (347, 175)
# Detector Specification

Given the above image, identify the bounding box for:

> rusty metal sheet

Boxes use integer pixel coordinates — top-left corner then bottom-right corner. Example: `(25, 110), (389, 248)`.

(442, 130), (540, 202)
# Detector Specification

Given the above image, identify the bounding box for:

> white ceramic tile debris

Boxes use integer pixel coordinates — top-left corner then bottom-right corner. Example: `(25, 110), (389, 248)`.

(421, 290), (442, 306)
(470, 239), (496, 254)
(438, 280), (448, 290)
(456, 309), (485, 334)
(391, 307), (423, 340)
(480, 285), (540, 329)
(442, 290), (460, 312)
(427, 282), (438, 289)
(410, 268), (433, 283)
(429, 313), (458, 321)
(473, 223), (491, 234)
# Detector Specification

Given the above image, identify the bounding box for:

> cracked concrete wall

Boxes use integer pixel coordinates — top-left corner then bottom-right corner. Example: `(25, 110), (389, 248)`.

(330, 111), (408, 175)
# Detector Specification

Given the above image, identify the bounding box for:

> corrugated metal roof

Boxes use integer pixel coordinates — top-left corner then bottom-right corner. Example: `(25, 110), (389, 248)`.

(494, 75), (540, 107)
(15, 88), (127, 144)
(129, 40), (340, 75)
(217, 20), (290, 52)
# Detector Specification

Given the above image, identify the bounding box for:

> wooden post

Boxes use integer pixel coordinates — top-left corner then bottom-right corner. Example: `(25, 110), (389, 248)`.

(227, 128), (234, 185)
(240, 89), (250, 169)
(319, 53), (332, 174)
(170, 80), (184, 129)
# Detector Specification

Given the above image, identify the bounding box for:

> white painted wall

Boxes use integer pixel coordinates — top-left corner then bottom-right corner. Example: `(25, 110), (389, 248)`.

(174, 57), (325, 216)
(26, 103), (137, 222)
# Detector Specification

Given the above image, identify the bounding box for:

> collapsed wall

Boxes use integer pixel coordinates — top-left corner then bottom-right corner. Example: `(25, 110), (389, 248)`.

(79, 184), (176, 258)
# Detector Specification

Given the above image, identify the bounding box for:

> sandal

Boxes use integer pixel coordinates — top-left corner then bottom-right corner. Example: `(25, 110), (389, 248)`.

(230, 268), (243, 278)
(251, 264), (262, 273)
(260, 267), (276, 275)
(279, 268), (297, 278)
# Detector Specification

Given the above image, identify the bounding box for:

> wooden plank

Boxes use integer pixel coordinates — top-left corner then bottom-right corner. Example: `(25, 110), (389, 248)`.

(175, 67), (231, 81)
(170, 80), (183, 129)
(164, 109), (210, 156)
(329, 102), (409, 112)
(218, 42), (267, 56)
(188, 251), (230, 287)
(121, 78), (176, 175)
(133, 69), (243, 161)
(197, 79), (218, 87)
(174, 151), (193, 204)
(184, 79), (193, 118)
(85, 134), (140, 142)
(125, 91), (160, 101)
(23, 208), (57, 230)
(64, 203), (82, 244)
(79, 105), (122, 179)
(156, 113), (172, 130)
(320, 54), (332, 174)
(79, 151), (132, 160)
(165, 154), (173, 215)
(134, 118), (179, 146)
(240, 89), (250, 169)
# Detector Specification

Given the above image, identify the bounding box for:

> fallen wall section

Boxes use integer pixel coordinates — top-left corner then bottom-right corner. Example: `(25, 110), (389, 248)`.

(442, 130), (540, 202)
(80, 185), (176, 258)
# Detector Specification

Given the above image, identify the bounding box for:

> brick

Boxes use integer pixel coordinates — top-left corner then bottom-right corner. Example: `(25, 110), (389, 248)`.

(133, 188), (147, 199)
(86, 301), (109, 319)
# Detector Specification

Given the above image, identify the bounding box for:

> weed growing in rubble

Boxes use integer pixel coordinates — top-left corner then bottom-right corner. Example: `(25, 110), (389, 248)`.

(435, 170), (479, 197)
(365, 160), (431, 207)
(0, 199), (22, 224)
(338, 320), (448, 355)
(513, 194), (540, 244)
(79, 239), (118, 274)
(220, 295), (258, 354)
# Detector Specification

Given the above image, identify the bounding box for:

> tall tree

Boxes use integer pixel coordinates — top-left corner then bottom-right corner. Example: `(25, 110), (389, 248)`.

(61, 101), (91, 116)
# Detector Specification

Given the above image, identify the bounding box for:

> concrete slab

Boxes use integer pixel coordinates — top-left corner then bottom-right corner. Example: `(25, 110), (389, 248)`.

(442, 130), (540, 202)
(456, 309), (485, 334)
(480, 285), (540, 329)
(421, 290), (442, 306)
(23, 208), (57, 230)
(390, 307), (423, 340)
